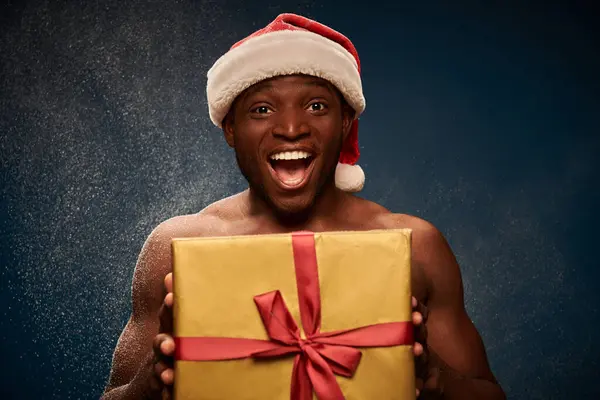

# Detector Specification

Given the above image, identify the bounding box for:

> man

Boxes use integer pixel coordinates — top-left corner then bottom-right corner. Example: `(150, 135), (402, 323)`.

(101, 13), (505, 400)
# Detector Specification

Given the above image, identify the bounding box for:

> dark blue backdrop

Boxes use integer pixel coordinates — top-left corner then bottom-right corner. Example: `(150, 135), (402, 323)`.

(1, 1), (598, 399)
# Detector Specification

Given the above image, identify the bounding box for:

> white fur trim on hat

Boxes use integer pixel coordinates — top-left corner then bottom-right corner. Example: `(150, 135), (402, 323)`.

(207, 30), (366, 127)
(335, 162), (365, 192)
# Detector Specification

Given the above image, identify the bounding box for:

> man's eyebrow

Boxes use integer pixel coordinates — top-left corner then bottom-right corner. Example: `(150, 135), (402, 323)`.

(302, 80), (334, 92)
(251, 81), (274, 92)
(241, 78), (334, 101)
(303, 80), (327, 87)
(240, 81), (274, 101)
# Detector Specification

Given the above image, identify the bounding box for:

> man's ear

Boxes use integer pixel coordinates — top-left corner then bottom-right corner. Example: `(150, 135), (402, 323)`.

(341, 103), (356, 140)
(222, 112), (235, 148)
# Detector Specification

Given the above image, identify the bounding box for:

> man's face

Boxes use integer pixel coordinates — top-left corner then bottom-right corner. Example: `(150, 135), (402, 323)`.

(223, 74), (354, 217)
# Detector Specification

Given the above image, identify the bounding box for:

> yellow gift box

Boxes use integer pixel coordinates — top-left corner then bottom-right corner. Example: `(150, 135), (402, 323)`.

(172, 229), (415, 400)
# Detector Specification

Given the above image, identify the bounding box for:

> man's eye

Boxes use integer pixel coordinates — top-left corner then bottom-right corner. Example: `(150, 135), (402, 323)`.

(252, 106), (271, 114)
(309, 102), (326, 112)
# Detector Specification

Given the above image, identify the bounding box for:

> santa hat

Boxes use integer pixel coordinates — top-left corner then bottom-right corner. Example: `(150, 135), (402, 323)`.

(206, 13), (366, 192)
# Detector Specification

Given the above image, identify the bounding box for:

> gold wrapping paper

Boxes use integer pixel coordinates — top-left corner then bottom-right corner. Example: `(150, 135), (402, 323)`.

(172, 229), (415, 399)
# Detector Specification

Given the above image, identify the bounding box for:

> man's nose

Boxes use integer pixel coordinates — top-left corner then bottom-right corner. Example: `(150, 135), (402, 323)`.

(272, 108), (310, 141)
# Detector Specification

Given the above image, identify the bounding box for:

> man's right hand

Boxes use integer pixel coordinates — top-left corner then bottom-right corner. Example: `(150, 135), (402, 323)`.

(148, 273), (175, 399)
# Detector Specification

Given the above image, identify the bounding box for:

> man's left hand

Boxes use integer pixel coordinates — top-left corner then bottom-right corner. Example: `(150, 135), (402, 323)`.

(412, 296), (442, 398)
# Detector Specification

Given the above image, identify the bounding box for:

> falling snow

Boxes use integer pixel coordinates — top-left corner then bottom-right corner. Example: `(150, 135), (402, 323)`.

(1, 1), (599, 399)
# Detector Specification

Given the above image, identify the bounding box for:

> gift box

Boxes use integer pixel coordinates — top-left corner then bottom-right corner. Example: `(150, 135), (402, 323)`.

(172, 229), (415, 400)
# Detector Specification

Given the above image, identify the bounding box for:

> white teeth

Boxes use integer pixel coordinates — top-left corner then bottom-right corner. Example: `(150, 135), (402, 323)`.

(270, 151), (311, 160)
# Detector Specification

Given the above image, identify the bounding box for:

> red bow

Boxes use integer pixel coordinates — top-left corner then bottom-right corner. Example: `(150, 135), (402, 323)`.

(175, 232), (413, 400)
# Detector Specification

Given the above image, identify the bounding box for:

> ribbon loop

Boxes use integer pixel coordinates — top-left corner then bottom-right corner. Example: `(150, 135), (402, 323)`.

(312, 344), (362, 378)
(303, 346), (346, 400)
(253, 290), (359, 399)
(254, 290), (301, 345)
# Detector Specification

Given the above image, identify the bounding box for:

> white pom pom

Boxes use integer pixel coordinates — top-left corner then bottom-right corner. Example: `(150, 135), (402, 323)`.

(335, 162), (365, 192)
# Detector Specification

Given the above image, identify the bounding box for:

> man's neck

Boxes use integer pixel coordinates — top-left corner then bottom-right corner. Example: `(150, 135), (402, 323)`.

(244, 185), (348, 231)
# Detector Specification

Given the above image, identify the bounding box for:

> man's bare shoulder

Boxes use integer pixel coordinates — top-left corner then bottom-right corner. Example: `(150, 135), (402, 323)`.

(383, 212), (440, 237)
(352, 196), (440, 235)
(146, 192), (246, 244)
(133, 194), (244, 286)
(385, 211), (459, 286)
(373, 207), (452, 265)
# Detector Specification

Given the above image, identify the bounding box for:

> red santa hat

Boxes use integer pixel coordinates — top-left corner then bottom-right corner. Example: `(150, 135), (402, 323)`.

(206, 13), (366, 192)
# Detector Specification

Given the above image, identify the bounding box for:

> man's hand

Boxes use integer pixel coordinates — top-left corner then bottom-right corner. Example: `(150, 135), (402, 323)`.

(412, 296), (442, 399)
(148, 273), (175, 399)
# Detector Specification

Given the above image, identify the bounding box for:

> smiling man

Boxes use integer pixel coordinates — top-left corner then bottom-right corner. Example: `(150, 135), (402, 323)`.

(101, 13), (505, 400)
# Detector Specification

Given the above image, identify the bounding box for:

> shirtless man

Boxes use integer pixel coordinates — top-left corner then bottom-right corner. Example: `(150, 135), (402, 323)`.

(101, 13), (505, 400)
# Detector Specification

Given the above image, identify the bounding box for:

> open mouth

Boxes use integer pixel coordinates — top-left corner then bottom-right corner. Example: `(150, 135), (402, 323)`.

(268, 150), (315, 190)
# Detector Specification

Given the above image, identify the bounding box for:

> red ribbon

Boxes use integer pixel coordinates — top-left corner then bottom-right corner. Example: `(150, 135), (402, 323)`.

(175, 231), (413, 400)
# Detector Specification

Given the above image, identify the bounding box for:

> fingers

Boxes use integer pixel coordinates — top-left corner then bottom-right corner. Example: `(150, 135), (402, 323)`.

(154, 360), (174, 385)
(153, 334), (175, 385)
(163, 273), (174, 310)
(153, 333), (175, 359)
(412, 296), (432, 398)
(412, 297), (429, 345)
(161, 337), (175, 356)
(414, 299), (429, 323)
(160, 273), (174, 332)
(411, 296), (428, 326)
(164, 292), (174, 308)
(164, 273), (173, 294)
(149, 275), (175, 398)
(413, 341), (424, 356)
(412, 311), (423, 326)
(411, 295), (427, 359)
(150, 333), (175, 398)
